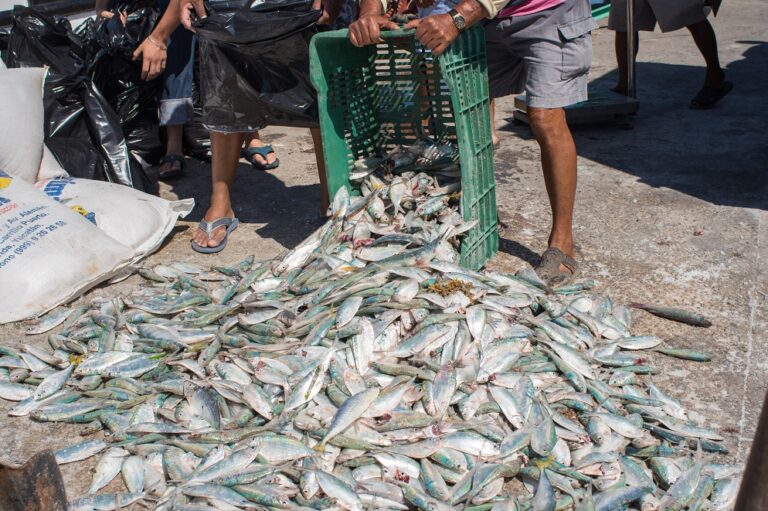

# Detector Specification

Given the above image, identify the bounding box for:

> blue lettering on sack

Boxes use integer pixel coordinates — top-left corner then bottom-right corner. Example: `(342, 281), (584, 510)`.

(0, 197), (9, 206)
(42, 178), (76, 201)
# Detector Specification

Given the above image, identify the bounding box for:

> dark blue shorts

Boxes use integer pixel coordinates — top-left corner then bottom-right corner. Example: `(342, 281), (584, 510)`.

(157, 0), (196, 126)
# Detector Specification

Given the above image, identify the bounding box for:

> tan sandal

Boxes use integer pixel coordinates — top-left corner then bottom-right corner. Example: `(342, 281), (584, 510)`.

(535, 247), (579, 288)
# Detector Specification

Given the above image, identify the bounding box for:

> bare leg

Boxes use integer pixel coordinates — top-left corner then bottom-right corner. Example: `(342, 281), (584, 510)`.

(419, 82), (430, 131)
(310, 127), (330, 214)
(244, 131), (278, 167)
(159, 125), (184, 175)
(490, 98), (499, 147)
(687, 20), (725, 88)
(613, 31), (639, 96)
(165, 125), (184, 155)
(192, 131), (244, 249)
(527, 107), (577, 268)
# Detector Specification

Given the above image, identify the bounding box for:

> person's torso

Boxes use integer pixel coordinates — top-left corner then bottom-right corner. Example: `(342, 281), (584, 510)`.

(498, 0), (565, 18)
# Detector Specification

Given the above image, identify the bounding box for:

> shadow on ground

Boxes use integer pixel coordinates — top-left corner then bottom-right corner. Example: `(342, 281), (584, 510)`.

(163, 160), (323, 249)
(499, 40), (768, 210)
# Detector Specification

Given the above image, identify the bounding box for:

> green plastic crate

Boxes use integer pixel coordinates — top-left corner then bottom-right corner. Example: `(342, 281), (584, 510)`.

(309, 27), (498, 270)
(591, 1), (611, 21)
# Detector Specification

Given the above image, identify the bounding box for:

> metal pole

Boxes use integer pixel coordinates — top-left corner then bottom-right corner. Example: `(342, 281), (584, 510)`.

(626, 0), (636, 98)
(735, 389), (768, 511)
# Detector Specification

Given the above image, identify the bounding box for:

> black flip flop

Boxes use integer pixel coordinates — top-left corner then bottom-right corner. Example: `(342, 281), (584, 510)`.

(535, 247), (579, 288)
(689, 81), (733, 110)
(243, 145), (280, 171)
(158, 154), (185, 180)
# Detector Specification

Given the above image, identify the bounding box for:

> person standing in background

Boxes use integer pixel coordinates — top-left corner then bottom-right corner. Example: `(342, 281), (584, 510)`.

(178, 0), (339, 253)
(125, 0), (282, 179)
(130, 0), (197, 179)
(608, 0), (732, 109)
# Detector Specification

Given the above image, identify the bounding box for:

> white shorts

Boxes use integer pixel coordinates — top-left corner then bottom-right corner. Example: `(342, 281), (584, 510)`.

(608, 0), (709, 33)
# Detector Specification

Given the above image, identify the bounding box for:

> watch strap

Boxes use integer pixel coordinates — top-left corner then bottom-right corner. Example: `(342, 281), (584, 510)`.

(448, 8), (466, 32)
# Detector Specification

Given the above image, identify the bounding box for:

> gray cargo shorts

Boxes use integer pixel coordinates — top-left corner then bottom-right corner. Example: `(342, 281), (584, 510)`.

(608, 0), (709, 33)
(485, 0), (597, 108)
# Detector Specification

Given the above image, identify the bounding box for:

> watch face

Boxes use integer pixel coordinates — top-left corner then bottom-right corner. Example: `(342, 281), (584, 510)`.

(454, 14), (466, 30)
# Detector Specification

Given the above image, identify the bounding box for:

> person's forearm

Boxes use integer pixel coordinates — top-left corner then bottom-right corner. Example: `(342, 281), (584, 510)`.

(359, 0), (384, 17)
(152, 0), (183, 40)
(455, 0), (491, 24)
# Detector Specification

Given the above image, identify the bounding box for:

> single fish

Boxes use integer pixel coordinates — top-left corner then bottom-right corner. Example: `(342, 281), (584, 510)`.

(630, 303), (712, 328)
(653, 348), (712, 362)
(316, 387), (380, 451)
(26, 307), (74, 335)
(54, 439), (107, 464)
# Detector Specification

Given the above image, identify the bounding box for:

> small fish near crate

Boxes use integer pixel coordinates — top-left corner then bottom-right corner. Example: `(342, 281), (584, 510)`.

(309, 27), (498, 270)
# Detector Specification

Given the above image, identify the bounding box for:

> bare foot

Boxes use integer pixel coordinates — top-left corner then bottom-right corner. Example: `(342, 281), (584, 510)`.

(158, 156), (183, 179)
(192, 203), (235, 249)
(159, 160), (181, 174)
(245, 138), (278, 167)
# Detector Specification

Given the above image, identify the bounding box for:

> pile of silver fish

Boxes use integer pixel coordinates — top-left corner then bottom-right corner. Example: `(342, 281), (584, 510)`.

(0, 166), (740, 511)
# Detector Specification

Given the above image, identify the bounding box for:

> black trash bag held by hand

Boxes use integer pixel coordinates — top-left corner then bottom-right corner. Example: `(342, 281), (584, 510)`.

(90, 0), (164, 167)
(195, 0), (322, 131)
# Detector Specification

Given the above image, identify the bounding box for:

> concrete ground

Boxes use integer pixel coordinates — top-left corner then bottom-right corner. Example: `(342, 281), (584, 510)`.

(1, 0), (766, 502)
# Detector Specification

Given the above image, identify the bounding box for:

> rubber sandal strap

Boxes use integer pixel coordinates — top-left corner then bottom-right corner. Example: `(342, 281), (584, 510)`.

(159, 154), (185, 168)
(243, 145), (275, 159)
(539, 248), (567, 270)
(192, 217), (238, 254)
(198, 216), (234, 236)
(535, 248), (579, 288)
(561, 254), (579, 274)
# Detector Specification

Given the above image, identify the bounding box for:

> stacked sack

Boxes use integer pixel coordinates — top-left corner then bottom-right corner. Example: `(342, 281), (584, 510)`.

(0, 67), (193, 323)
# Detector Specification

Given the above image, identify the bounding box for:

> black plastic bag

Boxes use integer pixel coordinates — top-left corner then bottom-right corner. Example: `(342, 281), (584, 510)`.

(183, 65), (213, 161)
(195, 0), (321, 131)
(89, 0), (164, 167)
(44, 73), (141, 187)
(3, 7), (151, 191)
(0, 27), (9, 60)
(4, 9), (88, 76)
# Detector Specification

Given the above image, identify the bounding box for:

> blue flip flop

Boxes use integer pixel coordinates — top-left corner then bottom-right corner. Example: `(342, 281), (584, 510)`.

(243, 145), (280, 171)
(158, 154), (186, 180)
(191, 216), (239, 254)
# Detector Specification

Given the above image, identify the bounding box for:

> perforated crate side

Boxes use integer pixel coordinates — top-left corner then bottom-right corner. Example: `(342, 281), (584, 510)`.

(439, 27), (498, 269)
(310, 37), (380, 197)
(310, 28), (498, 269)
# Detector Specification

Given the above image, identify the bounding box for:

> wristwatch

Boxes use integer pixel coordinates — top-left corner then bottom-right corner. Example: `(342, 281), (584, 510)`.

(448, 8), (466, 32)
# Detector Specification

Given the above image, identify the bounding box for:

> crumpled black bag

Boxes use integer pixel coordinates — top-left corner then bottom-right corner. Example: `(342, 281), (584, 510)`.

(44, 73), (140, 188)
(195, 0), (321, 131)
(3, 6), (154, 191)
(88, 0), (164, 167)
(183, 66), (213, 161)
(0, 27), (9, 60)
